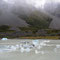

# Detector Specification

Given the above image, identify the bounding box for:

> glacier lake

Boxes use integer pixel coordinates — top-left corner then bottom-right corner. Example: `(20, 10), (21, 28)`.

(0, 39), (60, 60)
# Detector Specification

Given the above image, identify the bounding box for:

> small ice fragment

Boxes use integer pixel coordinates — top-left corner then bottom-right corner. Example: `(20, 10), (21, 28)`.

(25, 48), (31, 52)
(16, 45), (19, 48)
(37, 45), (42, 49)
(43, 40), (50, 43)
(54, 48), (57, 53)
(1, 38), (8, 41)
(10, 46), (16, 51)
(35, 50), (40, 54)
(20, 47), (25, 53)
(40, 42), (46, 46)
(56, 45), (60, 48)
(32, 40), (39, 46)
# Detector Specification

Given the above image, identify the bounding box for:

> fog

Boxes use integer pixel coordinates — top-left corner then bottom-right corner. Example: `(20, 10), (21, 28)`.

(0, 0), (60, 29)
(0, 0), (60, 14)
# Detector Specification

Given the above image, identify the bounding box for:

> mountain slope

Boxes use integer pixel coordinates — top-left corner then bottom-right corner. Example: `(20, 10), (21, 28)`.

(15, 10), (52, 29)
(44, 2), (60, 30)
(0, 11), (29, 27)
(0, 0), (52, 30)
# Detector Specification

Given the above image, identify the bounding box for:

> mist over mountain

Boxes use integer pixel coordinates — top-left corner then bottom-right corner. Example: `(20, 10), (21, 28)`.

(44, 1), (60, 29)
(0, 0), (60, 30)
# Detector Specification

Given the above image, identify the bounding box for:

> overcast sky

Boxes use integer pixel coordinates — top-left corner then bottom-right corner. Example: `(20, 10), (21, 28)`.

(2, 0), (60, 8)
(0, 0), (60, 13)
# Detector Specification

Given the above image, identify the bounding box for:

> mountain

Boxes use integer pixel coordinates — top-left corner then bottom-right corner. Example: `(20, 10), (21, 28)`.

(0, 11), (28, 27)
(0, 0), (52, 31)
(44, 2), (60, 30)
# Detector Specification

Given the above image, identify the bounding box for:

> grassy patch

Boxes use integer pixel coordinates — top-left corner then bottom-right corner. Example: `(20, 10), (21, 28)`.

(20, 36), (60, 39)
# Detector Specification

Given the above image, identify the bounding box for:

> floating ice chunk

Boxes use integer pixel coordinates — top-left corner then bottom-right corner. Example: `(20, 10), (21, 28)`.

(20, 44), (31, 53)
(37, 45), (42, 49)
(20, 47), (25, 53)
(40, 42), (46, 46)
(16, 45), (19, 48)
(32, 40), (39, 46)
(54, 45), (60, 53)
(28, 45), (34, 48)
(43, 40), (50, 43)
(23, 44), (29, 48)
(25, 48), (31, 52)
(20, 44), (22, 48)
(35, 50), (45, 54)
(54, 48), (57, 53)
(1, 38), (8, 41)
(10, 46), (17, 51)
(0, 49), (9, 52)
(56, 45), (60, 48)
(0, 45), (15, 52)
(35, 50), (40, 54)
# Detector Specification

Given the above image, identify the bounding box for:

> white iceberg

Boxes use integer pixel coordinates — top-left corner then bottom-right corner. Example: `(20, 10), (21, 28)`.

(1, 38), (8, 41)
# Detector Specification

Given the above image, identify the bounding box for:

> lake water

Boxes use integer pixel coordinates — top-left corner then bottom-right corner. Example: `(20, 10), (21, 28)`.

(0, 39), (60, 60)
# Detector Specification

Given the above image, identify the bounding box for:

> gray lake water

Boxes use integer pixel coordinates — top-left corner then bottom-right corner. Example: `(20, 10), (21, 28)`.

(0, 39), (60, 60)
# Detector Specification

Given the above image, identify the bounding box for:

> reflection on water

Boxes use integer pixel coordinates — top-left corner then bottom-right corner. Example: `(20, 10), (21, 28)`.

(0, 39), (60, 54)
